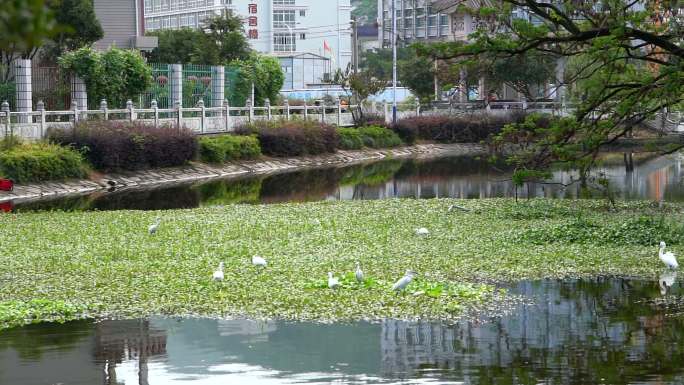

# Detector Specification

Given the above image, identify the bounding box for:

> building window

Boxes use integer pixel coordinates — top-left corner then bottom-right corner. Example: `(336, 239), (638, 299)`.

(273, 10), (296, 28)
(274, 33), (296, 52)
(300, 33), (306, 40)
(300, 10), (306, 17)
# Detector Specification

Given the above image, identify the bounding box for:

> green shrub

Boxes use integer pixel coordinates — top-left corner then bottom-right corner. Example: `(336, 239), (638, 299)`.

(338, 126), (404, 150)
(358, 125), (403, 148)
(0, 143), (87, 183)
(338, 128), (364, 150)
(199, 135), (261, 163)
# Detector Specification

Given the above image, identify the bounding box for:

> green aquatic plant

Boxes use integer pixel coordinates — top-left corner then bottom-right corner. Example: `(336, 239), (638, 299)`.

(0, 198), (680, 329)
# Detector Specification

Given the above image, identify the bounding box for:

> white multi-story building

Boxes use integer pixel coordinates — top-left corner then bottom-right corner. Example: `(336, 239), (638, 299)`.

(143, 0), (352, 90)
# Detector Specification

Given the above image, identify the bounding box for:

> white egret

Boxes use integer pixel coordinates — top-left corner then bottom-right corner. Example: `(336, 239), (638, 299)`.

(148, 217), (161, 235)
(355, 262), (364, 283)
(659, 241), (679, 269)
(392, 270), (417, 292)
(659, 270), (677, 295)
(213, 262), (224, 281)
(252, 255), (267, 267)
(415, 228), (429, 236)
(328, 272), (340, 289)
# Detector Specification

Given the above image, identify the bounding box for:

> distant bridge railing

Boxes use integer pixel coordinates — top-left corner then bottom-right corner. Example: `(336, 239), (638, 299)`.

(0, 99), (360, 140)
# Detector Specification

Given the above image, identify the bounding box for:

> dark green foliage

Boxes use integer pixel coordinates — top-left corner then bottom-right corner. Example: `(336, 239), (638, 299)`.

(44, 0), (103, 59)
(146, 28), (203, 64)
(392, 114), (526, 145)
(339, 126), (403, 150)
(338, 128), (364, 150)
(0, 142), (86, 183)
(146, 14), (251, 65)
(237, 120), (340, 157)
(199, 135), (261, 163)
(49, 121), (197, 171)
(520, 216), (684, 246)
(357, 125), (403, 148)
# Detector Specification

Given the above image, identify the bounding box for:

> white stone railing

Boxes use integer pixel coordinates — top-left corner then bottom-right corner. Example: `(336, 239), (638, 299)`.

(0, 99), (360, 140)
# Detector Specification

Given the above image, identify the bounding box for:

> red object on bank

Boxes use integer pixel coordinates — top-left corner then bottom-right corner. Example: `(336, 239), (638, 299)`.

(0, 201), (12, 212)
(0, 179), (13, 191)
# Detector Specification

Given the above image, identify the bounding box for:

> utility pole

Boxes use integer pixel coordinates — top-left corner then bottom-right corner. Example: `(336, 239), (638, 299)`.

(351, 17), (359, 74)
(391, 0), (397, 124)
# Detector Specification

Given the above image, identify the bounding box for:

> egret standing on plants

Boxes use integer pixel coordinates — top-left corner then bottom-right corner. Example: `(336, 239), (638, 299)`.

(659, 241), (679, 269)
(355, 262), (364, 283)
(415, 228), (429, 236)
(392, 270), (417, 292)
(328, 272), (340, 289)
(148, 218), (161, 235)
(252, 255), (267, 267)
(213, 262), (225, 281)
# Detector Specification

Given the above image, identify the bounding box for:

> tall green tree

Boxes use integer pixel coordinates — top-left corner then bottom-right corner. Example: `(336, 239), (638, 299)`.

(147, 28), (205, 64)
(228, 54), (285, 106)
(0, 0), (58, 81)
(417, 0), (684, 183)
(43, 0), (103, 60)
(146, 13), (251, 65)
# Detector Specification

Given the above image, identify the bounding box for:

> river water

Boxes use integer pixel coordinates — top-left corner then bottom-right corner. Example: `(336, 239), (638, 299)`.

(11, 151), (684, 212)
(2, 276), (683, 384)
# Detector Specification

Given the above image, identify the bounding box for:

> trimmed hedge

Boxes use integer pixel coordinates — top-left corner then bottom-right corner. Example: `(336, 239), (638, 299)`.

(0, 143), (87, 183)
(199, 135), (261, 163)
(392, 113), (527, 145)
(49, 121), (197, 171)
(338, 126), (403, 150)
(237, 120), (340, 157)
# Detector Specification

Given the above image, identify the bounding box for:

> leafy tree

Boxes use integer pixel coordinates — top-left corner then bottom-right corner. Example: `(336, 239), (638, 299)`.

(195, 13), (251, 65)
(59, 47), (152, 108)
(417, 0), (684, 184)
(147, 28), (205, 64)
(360, 48), (411, 81)
(148, 13), (251, 65)
(228, 54), (285, 106)
(351, 0), (378, 23)
(42, 0), (103, 61)
(0, 0), (58, 81)
(333, 65), (386, 123)
(399, 54), (436, 103)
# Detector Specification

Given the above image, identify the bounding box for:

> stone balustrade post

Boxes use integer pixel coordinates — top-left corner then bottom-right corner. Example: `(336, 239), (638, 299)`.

(37, 100), (45, 138)
(265, 98), (271, 121)
(151, 99), (159, 127)
(198, 99), (205, 133)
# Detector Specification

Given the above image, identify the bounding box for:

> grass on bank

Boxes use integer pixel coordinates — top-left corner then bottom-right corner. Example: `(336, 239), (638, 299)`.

(0, 198), (679, 330)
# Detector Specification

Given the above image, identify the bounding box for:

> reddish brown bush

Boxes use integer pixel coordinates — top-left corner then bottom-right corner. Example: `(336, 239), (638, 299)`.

(236, 120), (340, 157)
(392, 113), (527, 145)
(49, 121), (197, 171)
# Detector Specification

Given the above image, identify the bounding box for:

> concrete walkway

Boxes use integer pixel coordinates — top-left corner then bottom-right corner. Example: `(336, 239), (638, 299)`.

(0, 143), (486, 204)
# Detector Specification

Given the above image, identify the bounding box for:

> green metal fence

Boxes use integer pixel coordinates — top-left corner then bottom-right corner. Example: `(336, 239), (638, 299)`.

(183, 64), (212, 107)
(140, 63), (171, 109)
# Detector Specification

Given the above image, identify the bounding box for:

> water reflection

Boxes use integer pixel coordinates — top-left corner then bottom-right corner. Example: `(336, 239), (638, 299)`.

(3, 277), (684, 384)
(11, 152), (684, 212)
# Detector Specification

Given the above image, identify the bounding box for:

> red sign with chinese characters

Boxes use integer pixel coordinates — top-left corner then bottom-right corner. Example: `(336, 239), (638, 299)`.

(248, 4), (258, 39)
